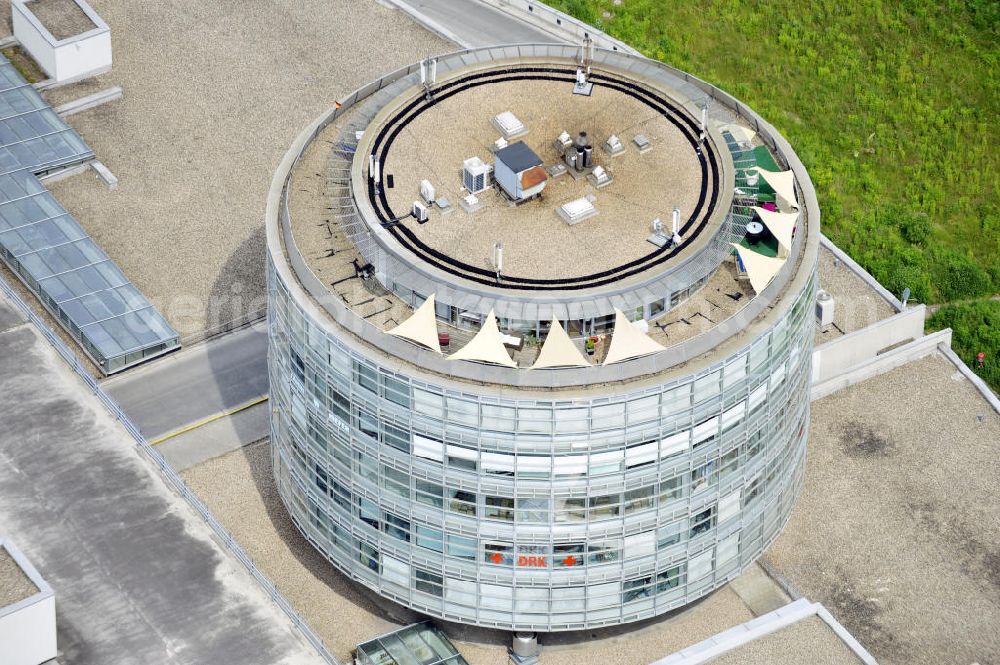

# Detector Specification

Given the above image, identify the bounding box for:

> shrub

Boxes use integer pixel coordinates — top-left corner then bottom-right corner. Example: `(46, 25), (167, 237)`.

(927, 300), (1000, 394)
(931, 248), (992, 301)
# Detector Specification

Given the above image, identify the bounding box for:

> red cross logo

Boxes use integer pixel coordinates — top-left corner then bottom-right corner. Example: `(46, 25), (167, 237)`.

(489, 552), (504, 564)
(562, 555), (577, 567)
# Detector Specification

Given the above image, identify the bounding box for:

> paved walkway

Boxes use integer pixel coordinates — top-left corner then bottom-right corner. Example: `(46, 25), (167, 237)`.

(0, 294), (324, 665)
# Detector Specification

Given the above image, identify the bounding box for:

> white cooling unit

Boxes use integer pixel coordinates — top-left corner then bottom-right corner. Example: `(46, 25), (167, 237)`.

(463, 157), (492, 194)
(816, 289), (835, 331)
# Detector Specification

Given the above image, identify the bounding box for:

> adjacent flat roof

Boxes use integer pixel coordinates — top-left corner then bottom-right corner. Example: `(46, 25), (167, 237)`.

(0, 54), (178, 373)
(764, 351), (1000, 664)
(0, 293), (325, 664)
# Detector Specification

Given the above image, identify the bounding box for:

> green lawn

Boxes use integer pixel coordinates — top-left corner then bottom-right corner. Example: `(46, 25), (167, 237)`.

(549, 0), (999, 390)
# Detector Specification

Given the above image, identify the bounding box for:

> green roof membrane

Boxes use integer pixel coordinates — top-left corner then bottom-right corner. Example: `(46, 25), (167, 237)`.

(0, 56), (178, 373)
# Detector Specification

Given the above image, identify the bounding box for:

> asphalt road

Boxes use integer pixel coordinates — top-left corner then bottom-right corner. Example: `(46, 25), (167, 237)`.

(390, 0), (562, 46)
(103, 323), (269, 439)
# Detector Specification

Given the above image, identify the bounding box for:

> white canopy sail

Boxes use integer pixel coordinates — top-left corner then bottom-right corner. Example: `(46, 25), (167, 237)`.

(386, 293), (441, 353)
(531, 319), (590, 369)
(750, 167), (798, 213)
(752, 207), (798, 258)
(603, 308), (666, 365)
(731, 243), (785, 294)
(448, 309), (517, 368)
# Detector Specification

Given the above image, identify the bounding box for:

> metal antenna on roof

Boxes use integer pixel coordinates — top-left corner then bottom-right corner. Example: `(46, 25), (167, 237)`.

(493, 241), (503, 284)
(671, 207), (682, 247)
(369, 154), (380, 194)
(421, 58), (437, 101)
(573, 36), (595, 96)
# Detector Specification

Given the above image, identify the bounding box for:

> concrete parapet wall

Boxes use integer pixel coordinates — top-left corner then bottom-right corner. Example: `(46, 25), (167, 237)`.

(811, 328), (950, 402)
(820, 233), (903, 312)
(812, 304), (926, 385)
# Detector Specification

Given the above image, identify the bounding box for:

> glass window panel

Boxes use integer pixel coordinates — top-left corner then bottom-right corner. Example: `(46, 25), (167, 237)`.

(446, 535), (476, 559)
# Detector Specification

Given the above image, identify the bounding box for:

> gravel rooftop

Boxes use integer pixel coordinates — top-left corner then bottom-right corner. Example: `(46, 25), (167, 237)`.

(379, 77), (711, 281)
(0, 546), (38, 606)
(763, 351), (1000, 665)
(44, 0), (450, 339)
(0, 3), (11, 39)
(26, 0), (95, 40)
(814, 245), (897, 345)
(182, 439), (765, 665)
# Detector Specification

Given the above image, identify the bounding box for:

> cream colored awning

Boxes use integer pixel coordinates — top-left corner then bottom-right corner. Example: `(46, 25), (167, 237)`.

(531, 319), (590, 369)
(448, 309), (517, 368)
(721, 123), (756, 145)
(752, 207), (798, 258)
(386, 293), (441, 353)
(603, 308), (666, 365)
(731, 243), (785, 293)
(751, 167), (798, 212)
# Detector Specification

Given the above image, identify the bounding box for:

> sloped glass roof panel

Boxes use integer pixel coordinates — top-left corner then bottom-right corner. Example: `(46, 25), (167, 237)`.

(0, 55), (179, 372)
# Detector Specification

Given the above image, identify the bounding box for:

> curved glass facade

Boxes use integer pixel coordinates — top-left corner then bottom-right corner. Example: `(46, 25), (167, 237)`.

(267, 260), (815, 631)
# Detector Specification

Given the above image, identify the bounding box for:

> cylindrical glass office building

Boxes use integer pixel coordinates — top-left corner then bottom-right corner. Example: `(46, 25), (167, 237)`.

(265, 45), (819, 632)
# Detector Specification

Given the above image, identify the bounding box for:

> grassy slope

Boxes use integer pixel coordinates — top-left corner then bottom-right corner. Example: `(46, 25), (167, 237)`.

(549, 0), (999, 390)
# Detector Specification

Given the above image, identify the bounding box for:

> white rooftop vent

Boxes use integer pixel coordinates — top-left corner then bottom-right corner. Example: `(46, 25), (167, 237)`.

(604, 134), (625, 156)
(419, 179), (435, 204)
(558, 197), (597, 225)
(463, 157), (492, 194)
(588, 164), (613, 189)
(492, 111), (527, 139)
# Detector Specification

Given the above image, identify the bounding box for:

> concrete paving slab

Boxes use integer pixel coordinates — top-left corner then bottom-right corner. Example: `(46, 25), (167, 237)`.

(727, 563), (792, 617)
(156, 400), (270, 471)
(0, 314), (325, 665)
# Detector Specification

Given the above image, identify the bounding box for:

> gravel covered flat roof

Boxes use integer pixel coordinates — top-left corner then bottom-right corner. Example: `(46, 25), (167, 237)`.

(764, 351), (1000, 665)
(25, 0), (96, 40)
(0, 545), (38, 607)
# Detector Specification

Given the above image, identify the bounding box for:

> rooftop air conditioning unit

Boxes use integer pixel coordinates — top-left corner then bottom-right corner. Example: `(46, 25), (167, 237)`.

(463, 157), (492, 194)
(412, 201), (429, 223)
(816, 289), (835, 331)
